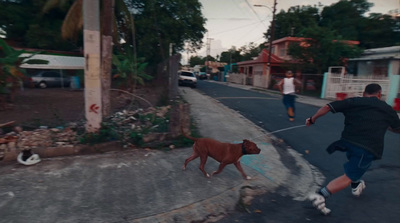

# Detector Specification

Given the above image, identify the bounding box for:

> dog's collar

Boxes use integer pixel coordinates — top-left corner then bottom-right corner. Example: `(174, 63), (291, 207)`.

(242, 143), (247, 155)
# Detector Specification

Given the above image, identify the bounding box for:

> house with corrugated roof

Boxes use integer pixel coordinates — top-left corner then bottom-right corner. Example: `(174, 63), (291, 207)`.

(229, 36), (360, 90)
(322, 46), (400, 108)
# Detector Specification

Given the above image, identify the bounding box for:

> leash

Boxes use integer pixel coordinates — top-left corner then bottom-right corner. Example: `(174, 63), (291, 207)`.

(251, 124), (307, 140)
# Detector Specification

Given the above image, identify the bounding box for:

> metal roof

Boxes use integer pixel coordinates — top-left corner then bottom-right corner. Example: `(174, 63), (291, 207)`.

(349, 46), (400, 61)
(237, 49), (284, 66)
(19, 53), (84, 70)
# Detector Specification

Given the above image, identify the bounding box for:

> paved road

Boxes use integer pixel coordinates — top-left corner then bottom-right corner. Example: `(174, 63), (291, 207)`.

(195, 80), (400, 223)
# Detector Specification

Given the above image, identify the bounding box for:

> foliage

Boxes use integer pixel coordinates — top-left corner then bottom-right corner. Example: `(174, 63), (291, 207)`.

(288, 26), (361, 73)
(273, 5), (320, 40)
(79, 107), (171, 147)
(0, 38), (47, 94)
(79, 122), (120, 145)
(264, 0), (398, 73)
(219, 47), (242, 64)
(0, 0), (79, 50)
(127, 0), (207, 66)
(189, 56), (205, 67)
(271, 0), (399, 49)
(1, 0), (207, 70)
(238, 42), (263, 61)
(359, 13), (400, 48)
(112, 46), (153, 91)
(319, 0), (372, 42)
(218, 43), (262, 65)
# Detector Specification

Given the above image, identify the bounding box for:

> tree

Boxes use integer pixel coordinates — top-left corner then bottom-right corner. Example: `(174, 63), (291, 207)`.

(319, 0), (372, 41)
(239, 42), (263, 61)
(288, 26), (361, 74)
(360, 13), (400, 48)
(270, 5), (320, 40)
(0, 39), (47, 106)
(128, 0), (207, 66)
(112, 48), (152, 91)
(0, 0), (79, 50)
(189, 56), (205, 67)
(271, 0), (399, 50)
(219, 47), (244, 64)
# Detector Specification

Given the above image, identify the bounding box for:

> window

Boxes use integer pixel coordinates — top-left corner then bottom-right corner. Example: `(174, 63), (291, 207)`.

(181, 72), (195, 77)
(279, 48), (286, 57)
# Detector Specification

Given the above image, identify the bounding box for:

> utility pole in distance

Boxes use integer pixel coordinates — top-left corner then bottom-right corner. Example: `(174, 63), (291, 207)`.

(254, 0), (277, 84)
(206, 37), (213, 77)
(269, 0), (277, 73)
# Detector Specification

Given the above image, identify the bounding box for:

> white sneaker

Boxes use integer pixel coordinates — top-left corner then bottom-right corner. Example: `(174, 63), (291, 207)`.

(352, 180), (366, 197)
(308, 193), (331, 215)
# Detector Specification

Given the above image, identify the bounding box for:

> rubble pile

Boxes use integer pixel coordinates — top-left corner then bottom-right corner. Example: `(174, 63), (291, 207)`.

(103, 106), (171, 144)
(0, 128), (79, 160)
(18, 128), (79, 149)
(0, 106), (172, 159)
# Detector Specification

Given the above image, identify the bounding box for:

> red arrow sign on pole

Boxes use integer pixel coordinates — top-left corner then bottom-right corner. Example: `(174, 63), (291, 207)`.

(89, 104), (100, 114)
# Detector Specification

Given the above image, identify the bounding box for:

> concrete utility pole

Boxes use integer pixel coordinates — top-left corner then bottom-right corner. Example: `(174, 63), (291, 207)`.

(101, 0), (115, 118)
(254, 0), (277, 85)
(83, 0), (102, 132)
(268, 0), (277, 74)
(206, 37), (213, 75)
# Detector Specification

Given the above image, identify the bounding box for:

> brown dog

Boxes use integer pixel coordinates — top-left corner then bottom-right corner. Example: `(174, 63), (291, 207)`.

(182, 129), (261, 179)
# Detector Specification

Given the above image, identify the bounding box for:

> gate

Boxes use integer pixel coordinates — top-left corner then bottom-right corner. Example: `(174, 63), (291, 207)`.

(325, 67), (390, 100)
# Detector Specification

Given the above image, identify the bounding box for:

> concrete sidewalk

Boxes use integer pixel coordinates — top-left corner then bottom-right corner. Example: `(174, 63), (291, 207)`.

(0, 86), (322, 223)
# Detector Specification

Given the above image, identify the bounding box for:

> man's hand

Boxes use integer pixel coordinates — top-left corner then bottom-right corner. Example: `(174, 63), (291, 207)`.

(306, 117), (314, 127)
(306, 105), (331, 127)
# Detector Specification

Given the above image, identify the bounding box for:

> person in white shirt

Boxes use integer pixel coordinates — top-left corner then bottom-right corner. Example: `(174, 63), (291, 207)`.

(277, 71), (302, 121)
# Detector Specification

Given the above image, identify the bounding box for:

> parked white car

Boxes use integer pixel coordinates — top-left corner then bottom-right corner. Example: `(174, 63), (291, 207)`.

(178, 70), (197, 88)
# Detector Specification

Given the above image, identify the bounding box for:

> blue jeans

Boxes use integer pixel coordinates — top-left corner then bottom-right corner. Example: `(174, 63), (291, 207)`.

(343, 141), (375, 181)
(282, 94), (296, 118)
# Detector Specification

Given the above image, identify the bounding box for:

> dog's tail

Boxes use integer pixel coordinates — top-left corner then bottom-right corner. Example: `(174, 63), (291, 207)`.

(180, 126), (198, 141)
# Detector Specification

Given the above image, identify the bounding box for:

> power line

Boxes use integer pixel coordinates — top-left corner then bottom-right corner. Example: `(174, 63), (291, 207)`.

(210, 19), (268, 36)
(231, 22), (266, 46)
(243, 0), (268, 28)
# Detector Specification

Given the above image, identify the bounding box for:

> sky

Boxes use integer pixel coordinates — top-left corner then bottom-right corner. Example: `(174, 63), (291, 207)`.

(183, 0), (400, 64)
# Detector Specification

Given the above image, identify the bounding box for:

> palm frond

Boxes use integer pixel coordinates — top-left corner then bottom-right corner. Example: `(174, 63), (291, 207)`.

(61, 0), (83, 41)
(42, 0), (61, 13)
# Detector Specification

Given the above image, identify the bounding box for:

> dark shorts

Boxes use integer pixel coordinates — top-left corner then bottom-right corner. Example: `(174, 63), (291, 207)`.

(342, 141), (375, 181)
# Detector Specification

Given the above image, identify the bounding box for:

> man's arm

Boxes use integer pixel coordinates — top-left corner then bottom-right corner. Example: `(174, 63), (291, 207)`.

(306, 105), (331, 126)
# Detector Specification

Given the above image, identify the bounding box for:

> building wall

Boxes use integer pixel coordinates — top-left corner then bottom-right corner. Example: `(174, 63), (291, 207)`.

(253, 73), (269, 88)
(357, 60), (389, 77)
(387, 60), (400, 105)
(226, 73), (246, 85)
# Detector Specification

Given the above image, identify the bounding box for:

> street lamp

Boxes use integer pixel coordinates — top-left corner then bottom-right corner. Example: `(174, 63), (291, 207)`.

(254, 0), (277, 75)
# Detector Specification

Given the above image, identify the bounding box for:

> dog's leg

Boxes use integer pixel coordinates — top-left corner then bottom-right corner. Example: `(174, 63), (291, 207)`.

(212, 162), (228, 176)
(198, 155), (210, 177)
(234, 161), (251, 180)
(183, 152), (199, 170)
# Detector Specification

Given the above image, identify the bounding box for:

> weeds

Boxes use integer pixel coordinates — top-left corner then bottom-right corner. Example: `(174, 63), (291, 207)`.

(76, 105), (199, 149)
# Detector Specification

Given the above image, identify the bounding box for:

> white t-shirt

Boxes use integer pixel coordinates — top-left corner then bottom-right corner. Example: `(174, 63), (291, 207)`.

(283, 77), (295, 95)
